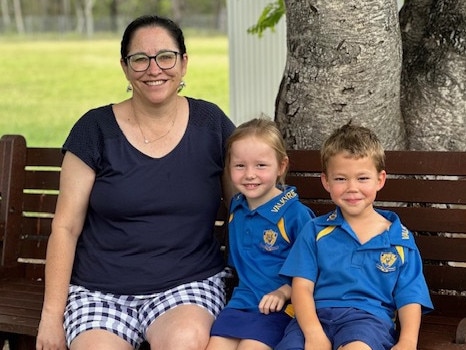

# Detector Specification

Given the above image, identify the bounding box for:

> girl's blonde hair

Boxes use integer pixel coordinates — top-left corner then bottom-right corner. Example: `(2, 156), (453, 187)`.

(226, 117), (289, 185)
(321, 121), (385, 174)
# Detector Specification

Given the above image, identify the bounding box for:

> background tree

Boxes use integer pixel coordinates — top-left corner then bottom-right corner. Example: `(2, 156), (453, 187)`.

(252, 0), (465, 151)
(277, 0), (405, 151)
(1, 0), (11, 31)
(12, 0), (24, 34)
(400, 0), (466, 151)
(0, 0), (225, 34)
(171, 0), (184, 24)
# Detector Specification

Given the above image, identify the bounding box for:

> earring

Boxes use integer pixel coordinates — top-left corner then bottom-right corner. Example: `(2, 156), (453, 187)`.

(177, 80), (186, 93)
(126, 83), (133, 93)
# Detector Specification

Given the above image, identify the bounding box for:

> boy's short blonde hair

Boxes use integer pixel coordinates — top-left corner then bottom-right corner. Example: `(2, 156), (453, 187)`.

(321, 122), (385, 174)
(226, 117), (289, 185)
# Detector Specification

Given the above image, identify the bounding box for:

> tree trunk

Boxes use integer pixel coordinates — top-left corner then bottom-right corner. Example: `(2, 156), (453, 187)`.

(84, 0), (95, 38)
(1, 0), (11, 30)
(400, 0), (466, 151)
(214, 0), (226, 31)
(109, 0), (118, 33)
(276, 0), (406, 150)
(75, 2), (85, 34)
(61, 0), (71, 32)
(13, 0), (25, 34)
(171, 0), (184, 25)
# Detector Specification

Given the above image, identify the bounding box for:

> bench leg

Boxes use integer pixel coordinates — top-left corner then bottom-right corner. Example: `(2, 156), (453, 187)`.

(6, 334), (36, 350)
(0, 332), (7, 350)
(457, 317), (466, 344)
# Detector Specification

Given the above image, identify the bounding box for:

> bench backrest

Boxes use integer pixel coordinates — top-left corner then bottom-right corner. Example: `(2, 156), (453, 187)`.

(0, 135), (62, 279)
(1, 135), (465, 318)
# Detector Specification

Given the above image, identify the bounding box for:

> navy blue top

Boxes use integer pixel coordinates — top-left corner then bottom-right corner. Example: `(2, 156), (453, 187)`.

(63, 98), (235, 294)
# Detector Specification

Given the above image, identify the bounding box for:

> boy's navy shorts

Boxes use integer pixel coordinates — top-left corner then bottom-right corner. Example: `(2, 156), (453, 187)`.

(275, 307), (397, 350)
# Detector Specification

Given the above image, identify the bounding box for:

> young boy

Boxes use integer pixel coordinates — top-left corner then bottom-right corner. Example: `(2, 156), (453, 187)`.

(275, 122), (433, 350)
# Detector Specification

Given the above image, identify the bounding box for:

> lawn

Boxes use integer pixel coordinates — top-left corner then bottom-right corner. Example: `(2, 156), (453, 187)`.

(1, 35), (229, 146)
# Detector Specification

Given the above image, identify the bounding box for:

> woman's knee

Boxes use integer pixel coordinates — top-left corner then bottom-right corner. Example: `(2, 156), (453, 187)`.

(147, 305), (213, 350)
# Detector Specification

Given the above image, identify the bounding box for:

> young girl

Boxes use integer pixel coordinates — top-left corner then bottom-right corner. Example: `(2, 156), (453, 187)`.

(206, 118), (315, 350)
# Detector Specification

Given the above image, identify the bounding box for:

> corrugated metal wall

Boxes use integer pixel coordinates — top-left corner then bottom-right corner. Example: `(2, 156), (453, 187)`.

(227, 0), (287, 126)
(227, 0), (404, 126)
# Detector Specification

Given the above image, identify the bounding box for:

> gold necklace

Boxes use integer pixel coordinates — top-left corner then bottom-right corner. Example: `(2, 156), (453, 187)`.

(133, 103), (177, 144)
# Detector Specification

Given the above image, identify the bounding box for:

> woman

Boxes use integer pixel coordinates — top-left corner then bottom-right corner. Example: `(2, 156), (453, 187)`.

(36, 15), (235, 350)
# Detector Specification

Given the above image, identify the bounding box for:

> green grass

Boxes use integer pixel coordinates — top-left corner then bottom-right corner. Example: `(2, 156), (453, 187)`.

(1, 35), (229, 146)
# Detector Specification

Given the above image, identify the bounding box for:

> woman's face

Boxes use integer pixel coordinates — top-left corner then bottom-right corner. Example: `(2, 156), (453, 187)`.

(121, 25), (188, 105)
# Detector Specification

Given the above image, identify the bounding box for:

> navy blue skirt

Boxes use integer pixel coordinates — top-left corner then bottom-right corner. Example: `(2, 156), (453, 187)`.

(210, 307), (292, 348)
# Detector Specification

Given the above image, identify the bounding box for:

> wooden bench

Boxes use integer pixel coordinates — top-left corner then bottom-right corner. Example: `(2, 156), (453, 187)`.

(0, 134), (465, 350)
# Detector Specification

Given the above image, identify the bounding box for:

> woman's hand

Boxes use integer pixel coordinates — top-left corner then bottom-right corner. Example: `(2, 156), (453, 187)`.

(36, 314), (67, 350)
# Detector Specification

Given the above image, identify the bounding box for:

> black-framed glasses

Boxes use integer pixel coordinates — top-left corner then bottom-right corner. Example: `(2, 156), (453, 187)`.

(125, 50), (180, 72)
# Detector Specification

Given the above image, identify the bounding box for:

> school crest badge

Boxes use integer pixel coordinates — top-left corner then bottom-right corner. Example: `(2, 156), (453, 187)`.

(262, 229), (278, 251)
(376, 252), (397, 272)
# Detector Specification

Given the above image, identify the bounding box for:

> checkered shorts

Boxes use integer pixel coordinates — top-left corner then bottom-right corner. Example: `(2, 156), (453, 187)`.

(64, 270), (229, 348)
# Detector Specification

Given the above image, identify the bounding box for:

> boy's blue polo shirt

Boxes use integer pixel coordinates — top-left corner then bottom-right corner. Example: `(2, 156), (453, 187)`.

(280, 208), (433, 324)
(227, 186), (314, 311)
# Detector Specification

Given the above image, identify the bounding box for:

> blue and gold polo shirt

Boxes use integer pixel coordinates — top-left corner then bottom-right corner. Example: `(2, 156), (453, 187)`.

(226, 186), (314, 312)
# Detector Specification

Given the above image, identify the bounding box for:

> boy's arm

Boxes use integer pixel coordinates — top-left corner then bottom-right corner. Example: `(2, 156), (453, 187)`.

(292, 277), (331, 350)
(392, 303), (422, 350)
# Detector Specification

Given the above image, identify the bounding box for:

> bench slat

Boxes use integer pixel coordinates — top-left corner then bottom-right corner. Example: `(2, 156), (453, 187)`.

(22, 193), (58, 214)
(419, 315), (466, 349)
(384, 151), (466, 176)
(26, 148), (63, 167)
(287, 150), (466, 176)
(287, 175), (466, 205)
(15, 239), (48, 261)
(0, 279), (43, 336)
(381, 179), (466, 204)
(0, 314), (40, 337)
(419, 321), (466, 350)
(384, 207), (465, 234)
(20, 217), (53, 237)
(24, 170), (60, 191)
(424, 265), (466, 291)
(417, 236), (466, 262)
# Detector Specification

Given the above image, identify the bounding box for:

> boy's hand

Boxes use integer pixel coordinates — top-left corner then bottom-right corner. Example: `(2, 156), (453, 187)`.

(391, 337), (417, 350)
(304, 330), (331, 350)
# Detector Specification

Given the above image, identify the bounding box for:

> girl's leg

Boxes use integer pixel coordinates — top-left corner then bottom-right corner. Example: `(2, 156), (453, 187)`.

(206, 335), (240, 350)
(237, 339), (272, 350)
(339, 341), (372, 350)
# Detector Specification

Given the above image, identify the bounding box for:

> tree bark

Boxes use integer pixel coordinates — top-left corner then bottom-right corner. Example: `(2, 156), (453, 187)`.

(276, 0), (406, 150)
(400, 0), (466, 151)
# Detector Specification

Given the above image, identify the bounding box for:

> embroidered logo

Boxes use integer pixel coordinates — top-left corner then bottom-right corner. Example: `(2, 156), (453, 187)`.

(271, 189), (297, 213)
(401, 226), (409, 240)
(376, 252), (398, 272)
(261, 229), (279, 251)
